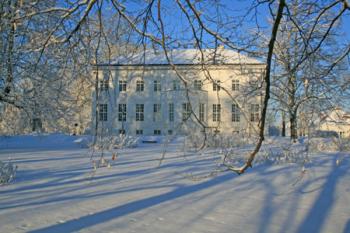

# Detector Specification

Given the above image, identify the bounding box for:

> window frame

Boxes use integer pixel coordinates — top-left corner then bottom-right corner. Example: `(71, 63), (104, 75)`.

(153, 103), (161, 122)
(98, 104), (108, 122)
(119, 80), (127, 92)
(232, 103), (240, 122)
(199, 103), (205, 122)
(182, 103), (191, 121)
(99, 79), (109, 92)
(232, 79), (239, 91)
(154, 129), (161, 135)
(194, 80), (202, 90)
(250, 104), (260, 122)
(136, 129), (143, 135)
(118, 104), (127, 122)
(169, 103), (174, 122)
(213, 80), (221, 91)
(212, 104), (221, 122)
(136, 104), (144, 121)
(136, 80), (144, 92)
(154, 80), (161, 92)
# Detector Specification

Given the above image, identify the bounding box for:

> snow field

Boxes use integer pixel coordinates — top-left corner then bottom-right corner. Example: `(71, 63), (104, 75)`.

(0, 135), (349, 233)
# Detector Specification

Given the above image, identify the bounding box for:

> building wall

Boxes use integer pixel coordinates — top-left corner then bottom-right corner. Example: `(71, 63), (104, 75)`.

(319, 123), (350, 138)
(92, 64), (265, 136)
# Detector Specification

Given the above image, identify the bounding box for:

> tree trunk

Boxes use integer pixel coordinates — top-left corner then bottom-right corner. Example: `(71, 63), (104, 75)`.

(290, 110), (298, 141)
(281, 111), (286, 137)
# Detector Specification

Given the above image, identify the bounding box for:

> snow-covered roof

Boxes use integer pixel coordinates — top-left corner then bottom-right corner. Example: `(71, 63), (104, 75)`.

(107, 48), (263, 66)
(321, 108), (350, 124)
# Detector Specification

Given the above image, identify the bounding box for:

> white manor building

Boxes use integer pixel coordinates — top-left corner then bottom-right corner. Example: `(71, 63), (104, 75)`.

(92, 48), (265, 136)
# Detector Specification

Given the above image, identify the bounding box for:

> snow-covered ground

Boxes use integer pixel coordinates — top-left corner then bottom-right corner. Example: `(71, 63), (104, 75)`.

(0, 134), (349, 233)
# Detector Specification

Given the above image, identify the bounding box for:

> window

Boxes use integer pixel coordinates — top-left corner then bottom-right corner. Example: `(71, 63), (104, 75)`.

(136, 80), (144, 92)
(119, 129), (126, 135)
(249, 77), (259, 89)
(119, 80), (127, 92)
(98, 104), (108, 121)
(173, 80), (180, 90)
(250, 104), (260, 122)
(213, 80), (221, 91)
(136, 129), (143, 135)
(194, 80), (202, 90)
(232, 103), (240, 122)
(213, 104), (221, 122)
(154, 80), (161, 92)
(182, 103), (191, 121)
(232, 80), (239, 91)
(199, 103), (205, 122)
(169, 103), (174, 122)
(154, 130), (161, 135)
(99, 80), (109, 92)
(136, 104), (144, 121)
(153, 104), (161, 122)
(118, 104), (126, 121)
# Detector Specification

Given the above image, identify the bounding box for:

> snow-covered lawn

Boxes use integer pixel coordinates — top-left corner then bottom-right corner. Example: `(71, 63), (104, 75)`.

(0, 135), (349, 233)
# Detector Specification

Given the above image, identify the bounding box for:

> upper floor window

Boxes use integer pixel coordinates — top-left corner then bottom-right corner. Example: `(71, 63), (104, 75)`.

(119, 80), (127, 92)
(173, 80), (180, 90)
(250, 104), (260, 122)
(213, 80), (221, 91)
(182, 103), (191, 121)
(136, 80), (144, 92)
(232, 103), (240, 122)
(136, 104), (144, 121)
(118, 104), (126, 121)
(99, 80), (109, 92)
(232, 80), (239, 91)
(194, 80), (202, 90)
(213, 104), (221, 122)
(98, 104), (108, 121)
(154, 80), (161, 92)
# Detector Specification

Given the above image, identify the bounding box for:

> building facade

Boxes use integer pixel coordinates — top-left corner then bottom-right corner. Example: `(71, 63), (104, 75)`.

(92, 49), (265, 136)
(318, 108), (350, 138)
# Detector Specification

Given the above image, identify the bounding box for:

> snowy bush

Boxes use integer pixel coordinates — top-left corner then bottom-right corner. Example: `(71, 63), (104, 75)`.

(309, 137), (350, 153)
(184, 131), (252, 150)
(115, 135), (140, 148)
(91, 134), (140, 151)
(0, 160), (17, 185)
(258, 143), (310, 165)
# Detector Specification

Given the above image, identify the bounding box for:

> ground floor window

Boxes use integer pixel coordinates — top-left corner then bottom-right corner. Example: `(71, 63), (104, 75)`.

(119, 129), (125, 135)
(154, 130), (161, 135)
(136, 129), (143, 135)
